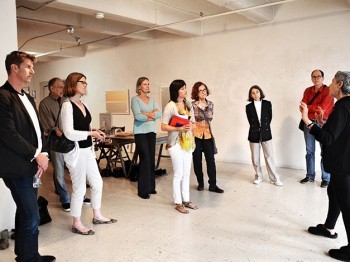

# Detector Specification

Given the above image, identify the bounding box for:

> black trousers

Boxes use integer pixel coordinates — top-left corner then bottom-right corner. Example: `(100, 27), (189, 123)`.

(325, 174), (350, 246)
(134, 133), (156, 195)
(192, 137), (217, 187)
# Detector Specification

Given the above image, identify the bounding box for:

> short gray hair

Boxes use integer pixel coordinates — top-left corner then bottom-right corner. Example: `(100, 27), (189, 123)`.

(334, 71), (350, 95)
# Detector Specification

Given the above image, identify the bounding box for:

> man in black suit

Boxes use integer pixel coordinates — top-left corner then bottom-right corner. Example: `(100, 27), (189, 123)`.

(0, 51), (55, 262)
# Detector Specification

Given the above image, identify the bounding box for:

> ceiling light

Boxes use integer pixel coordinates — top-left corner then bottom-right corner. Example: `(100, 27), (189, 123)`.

(95, 12), (104, 19)
(67, 25), (74, 35)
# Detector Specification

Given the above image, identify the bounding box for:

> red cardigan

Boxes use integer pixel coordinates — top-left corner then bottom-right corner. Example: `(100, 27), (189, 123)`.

(302, 85), (334, 120)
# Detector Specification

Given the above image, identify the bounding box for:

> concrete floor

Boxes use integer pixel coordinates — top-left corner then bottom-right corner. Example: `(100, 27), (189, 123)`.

(1, 159), (345, 262)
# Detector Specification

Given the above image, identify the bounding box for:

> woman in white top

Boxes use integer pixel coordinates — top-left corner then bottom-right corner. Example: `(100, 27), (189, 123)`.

(161, 79), (198, 214)
(245, 85), (283, 186)
(61, 72), (116, 235)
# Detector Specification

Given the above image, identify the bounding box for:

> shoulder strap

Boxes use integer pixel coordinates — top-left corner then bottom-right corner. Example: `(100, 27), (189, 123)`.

(307, 85), (327, 105)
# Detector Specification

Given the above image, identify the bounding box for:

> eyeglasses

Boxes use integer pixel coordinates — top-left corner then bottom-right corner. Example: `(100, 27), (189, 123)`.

(78, 80), (88, 86)
(312, 75), (323, 79)
(198, 89), (207, 93)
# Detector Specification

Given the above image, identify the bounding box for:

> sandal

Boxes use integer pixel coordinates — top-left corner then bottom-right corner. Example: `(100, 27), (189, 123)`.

(175, 204), (189, 214)
(183, 201), (198, 210)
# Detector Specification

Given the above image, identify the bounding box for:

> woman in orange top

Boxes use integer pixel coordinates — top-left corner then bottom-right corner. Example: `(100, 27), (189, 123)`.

(191, 82), (224, 193)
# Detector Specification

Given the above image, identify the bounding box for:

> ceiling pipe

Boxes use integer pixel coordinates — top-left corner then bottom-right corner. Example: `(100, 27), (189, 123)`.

(16, 0), (55, 11)
(19, 27), (68, 50)
(32, 0), (295, 58)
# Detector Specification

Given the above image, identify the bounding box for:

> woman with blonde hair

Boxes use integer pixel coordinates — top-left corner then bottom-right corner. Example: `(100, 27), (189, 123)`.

(131, 77), (161, 199)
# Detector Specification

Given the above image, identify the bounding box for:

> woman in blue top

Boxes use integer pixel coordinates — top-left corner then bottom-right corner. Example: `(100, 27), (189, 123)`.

(131, 77), (162, 199)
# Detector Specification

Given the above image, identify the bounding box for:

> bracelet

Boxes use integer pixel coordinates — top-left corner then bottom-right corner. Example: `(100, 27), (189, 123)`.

(306, 122), (314, 128)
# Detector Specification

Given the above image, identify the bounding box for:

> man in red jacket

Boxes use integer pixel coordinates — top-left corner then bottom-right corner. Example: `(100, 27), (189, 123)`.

(299, 69), (334, 187)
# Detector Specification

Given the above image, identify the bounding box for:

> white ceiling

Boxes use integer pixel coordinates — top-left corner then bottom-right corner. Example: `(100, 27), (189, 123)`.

(15, 0), (350, 62)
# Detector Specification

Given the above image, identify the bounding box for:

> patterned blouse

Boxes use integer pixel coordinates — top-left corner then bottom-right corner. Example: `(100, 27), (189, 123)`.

(192, 99), (213, 139)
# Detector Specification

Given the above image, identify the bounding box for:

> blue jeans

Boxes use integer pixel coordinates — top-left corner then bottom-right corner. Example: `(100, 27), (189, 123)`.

(3, 177), (41, 262)
(303, 123), (330, 182)
(50, 151), (70, 204)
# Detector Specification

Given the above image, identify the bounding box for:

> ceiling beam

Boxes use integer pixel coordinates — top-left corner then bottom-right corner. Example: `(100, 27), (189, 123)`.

(47, 0), (202, 36)
(207, 0), (277, 23)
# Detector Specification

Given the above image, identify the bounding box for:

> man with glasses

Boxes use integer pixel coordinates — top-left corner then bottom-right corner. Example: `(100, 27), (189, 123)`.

(0, 51), (56, 261)
(299, 69), (334, 187)
(39, 78), (71, 212)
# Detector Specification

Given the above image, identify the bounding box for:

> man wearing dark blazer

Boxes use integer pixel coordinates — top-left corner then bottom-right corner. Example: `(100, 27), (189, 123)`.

(0, 51), (55, 262)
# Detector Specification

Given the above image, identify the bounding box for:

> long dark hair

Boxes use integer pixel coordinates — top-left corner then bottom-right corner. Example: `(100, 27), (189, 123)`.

(169, 79), (186, 102)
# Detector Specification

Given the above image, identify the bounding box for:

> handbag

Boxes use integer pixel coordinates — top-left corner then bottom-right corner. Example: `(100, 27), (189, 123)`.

(46, 102), (75, 153)
(37, 196), (52, 226)
(202, 107), (218, 154)
(298, 86), (326, 131)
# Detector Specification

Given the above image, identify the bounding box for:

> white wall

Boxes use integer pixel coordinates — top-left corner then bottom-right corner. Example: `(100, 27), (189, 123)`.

(32, 6), (350, 172)
(0, 0), (19, 230)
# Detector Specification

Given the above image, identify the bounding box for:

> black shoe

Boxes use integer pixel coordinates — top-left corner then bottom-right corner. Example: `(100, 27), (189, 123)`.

(321, 181), (329, 188)
(150, 190), (157, 194)
(209, 185), (224, 193)
(138, 193), (150, 199)
(329, 246), (350, 261)
(197, 185), (204, 191)
(39, 255), (56, 262)
(83, 197), (91, 206)
(300, 177), (314, 184)
(0, 229), (9, 250)
(61, 203), (70, 212)
(308, 224), (338, 239)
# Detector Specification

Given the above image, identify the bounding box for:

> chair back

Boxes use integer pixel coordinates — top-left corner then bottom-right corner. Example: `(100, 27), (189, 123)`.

(111, 126), (125, 134)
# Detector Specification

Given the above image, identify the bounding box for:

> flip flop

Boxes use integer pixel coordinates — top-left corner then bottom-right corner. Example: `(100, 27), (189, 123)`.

(175, 204), (189, 214)
(183, 201), (198, 210)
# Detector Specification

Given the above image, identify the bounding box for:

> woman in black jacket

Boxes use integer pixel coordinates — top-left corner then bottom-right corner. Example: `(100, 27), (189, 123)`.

(301, 71), (350, 261)
(246, 85), (283, 186)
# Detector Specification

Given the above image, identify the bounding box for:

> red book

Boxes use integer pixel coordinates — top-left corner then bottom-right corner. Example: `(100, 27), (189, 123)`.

(169, 115), (190, 127)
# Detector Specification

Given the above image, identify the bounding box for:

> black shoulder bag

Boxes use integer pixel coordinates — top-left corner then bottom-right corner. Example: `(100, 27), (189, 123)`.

(46, 101), (75, 153)
(298, 87), (326, 131)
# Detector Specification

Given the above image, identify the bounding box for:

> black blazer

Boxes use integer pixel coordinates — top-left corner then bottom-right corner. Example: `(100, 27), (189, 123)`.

(0, 81), (43, 178)
(246, 100), (272, 143)
(311, 96), (350, 175)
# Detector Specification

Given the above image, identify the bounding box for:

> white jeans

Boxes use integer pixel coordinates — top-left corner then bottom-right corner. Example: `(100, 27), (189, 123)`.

(168, 143), (193, 204)
(66, 147), (103, 217)
(249, 140), (281, 182)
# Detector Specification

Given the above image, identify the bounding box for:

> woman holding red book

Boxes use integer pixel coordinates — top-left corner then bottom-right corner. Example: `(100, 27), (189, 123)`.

(161, 79), (198, 214)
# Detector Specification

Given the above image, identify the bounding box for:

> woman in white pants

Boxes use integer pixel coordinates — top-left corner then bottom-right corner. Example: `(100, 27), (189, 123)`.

(245, 85), (283, 186)
(61, 72), (116, 235)
(161, 79), (198, 214)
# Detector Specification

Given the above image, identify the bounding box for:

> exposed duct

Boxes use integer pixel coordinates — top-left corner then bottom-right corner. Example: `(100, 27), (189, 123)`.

(28, 0), (294, 58)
